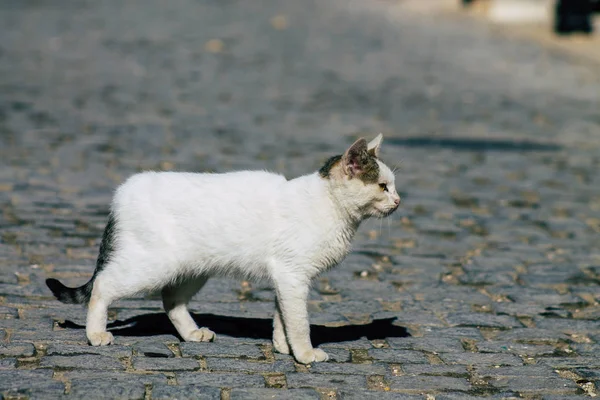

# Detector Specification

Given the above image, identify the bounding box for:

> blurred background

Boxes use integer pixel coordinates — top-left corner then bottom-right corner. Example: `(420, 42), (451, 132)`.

(0, 0), (599, 314)
(458, 0), (600, 62)
(1, 2), (600, 397)
(1, 0), (598, 177)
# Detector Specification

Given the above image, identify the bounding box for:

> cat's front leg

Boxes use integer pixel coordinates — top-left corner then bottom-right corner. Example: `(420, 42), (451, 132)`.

(274, 276), (328, 364)
(272, 303), (290, 355)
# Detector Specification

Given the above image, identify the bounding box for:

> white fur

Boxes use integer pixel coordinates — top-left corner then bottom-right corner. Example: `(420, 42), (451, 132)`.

(86, 135), (400, 364)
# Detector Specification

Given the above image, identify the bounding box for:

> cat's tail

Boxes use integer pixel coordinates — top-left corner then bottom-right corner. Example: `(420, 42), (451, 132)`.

(46, 212), (117, 305)
(46, 278), (94, 305)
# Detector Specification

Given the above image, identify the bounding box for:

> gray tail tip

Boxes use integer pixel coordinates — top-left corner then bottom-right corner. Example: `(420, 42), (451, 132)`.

(46, 278), (82, 304)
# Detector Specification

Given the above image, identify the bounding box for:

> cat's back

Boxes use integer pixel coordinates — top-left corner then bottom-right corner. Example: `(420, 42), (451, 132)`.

(114, 170), (286, 208)
(110, 170), (289, 272)
(142, 170), (285, 188)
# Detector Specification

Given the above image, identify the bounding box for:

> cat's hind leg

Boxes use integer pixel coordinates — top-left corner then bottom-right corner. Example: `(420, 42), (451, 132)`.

(86, 275), (116, 346)
(162, 276), (215, 342)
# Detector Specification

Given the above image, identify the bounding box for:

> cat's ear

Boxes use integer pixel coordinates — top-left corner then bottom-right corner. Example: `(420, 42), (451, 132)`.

(342, 138), (369, 178)
(367, 133), (383, 158)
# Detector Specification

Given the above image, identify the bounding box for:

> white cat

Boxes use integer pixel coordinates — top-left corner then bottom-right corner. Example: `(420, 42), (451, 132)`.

(46, 134), (400, 364)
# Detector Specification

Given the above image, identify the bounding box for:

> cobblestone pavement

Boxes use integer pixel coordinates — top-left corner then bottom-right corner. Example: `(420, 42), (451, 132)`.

(1, 0), (600, 398)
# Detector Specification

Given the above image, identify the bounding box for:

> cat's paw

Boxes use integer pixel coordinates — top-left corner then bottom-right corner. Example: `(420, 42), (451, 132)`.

(88, 331), (114, 346)
(186, 328), (215, 342)
(294, 348), (329, 364)
(273, 337), (290, 355)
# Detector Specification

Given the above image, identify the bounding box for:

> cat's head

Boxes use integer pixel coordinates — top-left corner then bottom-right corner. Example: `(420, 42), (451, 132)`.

(320, 134), (400, 220)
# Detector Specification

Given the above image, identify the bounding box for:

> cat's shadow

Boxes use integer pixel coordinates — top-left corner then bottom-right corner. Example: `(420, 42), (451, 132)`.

(59, 313), (410, 345)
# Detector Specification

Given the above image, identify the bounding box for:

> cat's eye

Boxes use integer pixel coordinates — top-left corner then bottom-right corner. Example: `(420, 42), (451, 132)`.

(379, 183), (388, 192)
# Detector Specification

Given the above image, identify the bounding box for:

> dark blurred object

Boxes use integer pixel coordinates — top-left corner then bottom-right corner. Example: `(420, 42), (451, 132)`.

(554, 0), (594, 34)
(460, 0), (597, 35)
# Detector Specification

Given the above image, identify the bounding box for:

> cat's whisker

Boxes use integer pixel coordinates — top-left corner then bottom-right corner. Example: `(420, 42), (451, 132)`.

(392, 159), (403, 175)
(387, 215), (391, 236)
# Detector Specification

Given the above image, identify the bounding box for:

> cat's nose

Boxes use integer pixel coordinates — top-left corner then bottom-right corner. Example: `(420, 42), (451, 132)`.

(394, 197), (400, 206)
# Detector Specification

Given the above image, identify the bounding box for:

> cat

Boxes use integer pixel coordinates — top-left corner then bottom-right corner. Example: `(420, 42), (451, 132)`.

(46, 134), (400, 364)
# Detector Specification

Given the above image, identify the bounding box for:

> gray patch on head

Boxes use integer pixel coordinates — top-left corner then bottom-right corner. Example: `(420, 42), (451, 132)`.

(319, 151), (380, 183)
(319, 155), (342, 179)
(358, 153), (380, 184)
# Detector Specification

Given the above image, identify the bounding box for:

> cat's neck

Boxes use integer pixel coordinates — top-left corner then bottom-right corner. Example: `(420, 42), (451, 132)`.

(292, 173), (363, 228)
(283, 173), (361, 271)
(321, 175), (366, 226)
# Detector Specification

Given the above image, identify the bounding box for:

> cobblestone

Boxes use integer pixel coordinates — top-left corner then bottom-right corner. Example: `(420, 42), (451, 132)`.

(488, 376), (580, 395)
(474, 365), (556, 377)
(0, 370), (62, 396)
(439, 352), (523, 367)
(0, 358), (17, 369)
(151, 384), (221, 400)
(315, 347), (351, 363)
(0, 382), (66, 400)
(206, 358), (295, 373)
(1, 0), (599, 397)
(46, 343), (132, 358)
(445, 313), (523, 329)
(537, 356), (600, 368)
(68, 380), (146, 400)
(65, 370), (169, 385)
(367, 349), (429, 363)
(180, 342), (264, 359)
(420, 327), (486, 341)
(230, 388), (321, 400)
(338, 391), (422, 400)
(475, 341), (556, 356)
(388, 375), (471, 393)
(386, 337), (465, 353)
(309, 361), (388, 375)
(132, 356), (199, 371)
(495, 328), (570, 344)
(0, 342), (35, 357)
(403, 364), (470, 378)
(286, 373), (367, 389)
(176, 372), (265, 387)
(133, 341), (174, 358)
(40, 354), (125, 370)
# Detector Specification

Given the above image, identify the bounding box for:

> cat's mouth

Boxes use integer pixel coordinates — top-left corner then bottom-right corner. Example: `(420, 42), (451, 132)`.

(376, 205), (399, 218)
